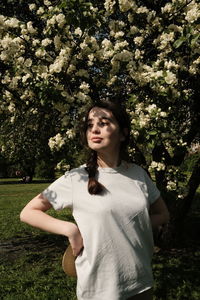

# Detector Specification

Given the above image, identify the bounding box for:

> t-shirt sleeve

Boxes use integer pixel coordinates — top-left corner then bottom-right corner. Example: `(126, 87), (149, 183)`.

(41, 171), (73, 210)
(142, 169), (160, 205)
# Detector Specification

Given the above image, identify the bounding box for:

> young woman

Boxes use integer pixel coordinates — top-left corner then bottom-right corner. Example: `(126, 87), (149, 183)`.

(20, 100), (169, 300)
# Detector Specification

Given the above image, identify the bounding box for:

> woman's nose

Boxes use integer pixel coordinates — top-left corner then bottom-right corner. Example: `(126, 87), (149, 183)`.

(91, 124), (100, 133)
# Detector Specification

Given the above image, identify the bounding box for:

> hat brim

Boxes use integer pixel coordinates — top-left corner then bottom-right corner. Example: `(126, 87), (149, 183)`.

(62, 244), (77, 277)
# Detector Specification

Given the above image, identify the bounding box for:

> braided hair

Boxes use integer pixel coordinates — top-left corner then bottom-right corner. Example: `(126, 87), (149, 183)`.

(81, 99), (131, 195)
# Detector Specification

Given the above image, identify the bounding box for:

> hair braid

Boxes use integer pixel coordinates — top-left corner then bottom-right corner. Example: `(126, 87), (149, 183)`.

(85, 150), (104, 195)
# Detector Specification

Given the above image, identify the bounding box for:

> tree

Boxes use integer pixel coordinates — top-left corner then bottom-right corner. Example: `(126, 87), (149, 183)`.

(0, 0), (199, 243)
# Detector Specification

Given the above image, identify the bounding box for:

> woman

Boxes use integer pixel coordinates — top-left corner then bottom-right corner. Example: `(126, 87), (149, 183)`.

(20, 99), (169, 300)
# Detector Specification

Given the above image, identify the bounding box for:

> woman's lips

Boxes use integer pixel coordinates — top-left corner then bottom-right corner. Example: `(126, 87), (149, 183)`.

(91, 137), (102, 142)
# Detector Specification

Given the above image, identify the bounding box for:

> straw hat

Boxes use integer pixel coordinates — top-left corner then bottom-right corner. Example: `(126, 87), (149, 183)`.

(62, 244), (77, 277)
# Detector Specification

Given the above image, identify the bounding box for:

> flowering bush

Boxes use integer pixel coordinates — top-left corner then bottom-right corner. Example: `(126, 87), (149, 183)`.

(0, 0), (199, 220)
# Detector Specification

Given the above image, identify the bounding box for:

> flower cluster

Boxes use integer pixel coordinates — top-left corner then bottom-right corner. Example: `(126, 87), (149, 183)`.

(0, 0), (199, 197)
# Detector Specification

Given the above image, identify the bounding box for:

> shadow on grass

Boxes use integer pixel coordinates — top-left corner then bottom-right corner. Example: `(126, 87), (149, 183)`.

(0, 179), (54, 185)
(0, 233), (68, 265)
(153, 199), (200, 300)
(153, 246), (200, 300)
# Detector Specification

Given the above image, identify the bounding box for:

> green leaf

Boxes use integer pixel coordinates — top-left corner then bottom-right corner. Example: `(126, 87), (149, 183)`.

(149, 130), (157, 135)
(173, 37), (186, 49)
(191, 33), (200, 47)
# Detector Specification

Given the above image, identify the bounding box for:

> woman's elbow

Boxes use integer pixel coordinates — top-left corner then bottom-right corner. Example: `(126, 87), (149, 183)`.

(163, 209), (170, 224)
(20, 208), (28, 223)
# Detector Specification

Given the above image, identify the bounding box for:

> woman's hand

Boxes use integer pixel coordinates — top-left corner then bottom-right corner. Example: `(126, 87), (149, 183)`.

(68, 223), (84, 257)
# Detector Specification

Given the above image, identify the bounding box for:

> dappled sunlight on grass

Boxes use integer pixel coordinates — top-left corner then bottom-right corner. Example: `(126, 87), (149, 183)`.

(0, 182), (199, 299)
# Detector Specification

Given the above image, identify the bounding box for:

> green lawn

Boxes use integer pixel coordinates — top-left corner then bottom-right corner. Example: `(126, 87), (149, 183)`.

(0, 180), (199, 299)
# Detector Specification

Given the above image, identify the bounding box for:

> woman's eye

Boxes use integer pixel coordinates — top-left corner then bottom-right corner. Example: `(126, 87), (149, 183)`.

(87, 123), (93, 128)
(100, 122), (109, 126)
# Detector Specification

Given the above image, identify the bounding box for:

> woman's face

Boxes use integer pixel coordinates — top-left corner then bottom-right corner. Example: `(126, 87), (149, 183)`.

(86, 107), (125, 155)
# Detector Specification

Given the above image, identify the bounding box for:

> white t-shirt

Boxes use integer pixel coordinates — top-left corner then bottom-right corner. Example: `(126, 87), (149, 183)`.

(42, 162), (160, 300)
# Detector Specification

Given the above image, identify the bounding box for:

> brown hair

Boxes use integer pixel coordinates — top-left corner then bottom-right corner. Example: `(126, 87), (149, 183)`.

(81, 99), (131, 195)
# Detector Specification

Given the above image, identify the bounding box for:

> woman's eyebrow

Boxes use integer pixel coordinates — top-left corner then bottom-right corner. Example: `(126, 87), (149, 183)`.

(87, 116), (112, 122)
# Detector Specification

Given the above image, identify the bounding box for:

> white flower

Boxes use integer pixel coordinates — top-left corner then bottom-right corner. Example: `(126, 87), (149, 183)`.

(49, 61), (62, 73)
(0, 15), (6, 27)
(134, 49), (142, 59)
(154, 70), (163, 79)
(67, 64), (76, 74)
(167, 180), (177, 191)
(107, 75), (117, 86)
(149, 161), (165, 171)
(104, 0), (116, 13)
(56, 14), (66, 27)
(8, 103), (15, 113)
(47, 16), (56, 26)
(115, 50), (132, 62)
(137, 6), (149, 14)
(24, 58), (32, 67)
(42, 38), (52, 47)
(161, 3), (172, 13)
(27, 21), (37, 34)
(29, 3), (36, 10)
(5, 18), (19, 28)
(146, 104), (157, 113)
(0, 52), (8, 61)
(119, 0), (132, 12)
(134, 36), (144, 46)
(185, 3), (200, 23)
(1, 35), (13, 49)
(164, 60), (179, 70)
(10, 116), (15, 123)
(114, 31), (125, 38)
(80, 82), (90, 93)
(138, 112), (150, 127)
(48, 133), (65, 151)
(114, 40), (128, 51)
(103, 50), (114, 60)
(160, 111), (167, 117)
(44, 0), (51, 6)
(66, 129), (75, 139)
(37, 7), (45, 15)
(150, 161), (158, 169)
(35, 48), (46, 58)
(54, 35), (61, 50)
(76, 91), (88, 102)
(32, 39), (40, 46)
(22, 74), (32, 83)
(102, 38), (112, 49)
(165, 71), (177, 85)
(158, 32), (175, 49)
(74, 27), (82, 36)
(130, 26), (139, 35)
(56, 161), (70, 171)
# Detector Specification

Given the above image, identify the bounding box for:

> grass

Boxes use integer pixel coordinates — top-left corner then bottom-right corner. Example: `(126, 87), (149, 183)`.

(0, 180), (199, 299)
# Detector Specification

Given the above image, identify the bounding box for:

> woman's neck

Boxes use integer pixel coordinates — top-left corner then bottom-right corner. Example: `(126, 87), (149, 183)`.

(97, 153), (121, 168)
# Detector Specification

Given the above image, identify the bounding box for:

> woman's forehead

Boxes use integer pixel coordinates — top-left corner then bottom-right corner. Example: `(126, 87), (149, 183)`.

(87, 107), (113, 120)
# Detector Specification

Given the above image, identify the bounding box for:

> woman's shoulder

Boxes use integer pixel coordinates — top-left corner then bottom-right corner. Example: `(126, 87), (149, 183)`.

(65, 164), (87, 177)
(125, 161), (149, 179)
(126, 161), (144, 172)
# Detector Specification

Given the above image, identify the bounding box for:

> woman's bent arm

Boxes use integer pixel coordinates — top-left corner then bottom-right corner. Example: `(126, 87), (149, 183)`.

(20, 194), (83, 256)
(149, 196), (170, 229)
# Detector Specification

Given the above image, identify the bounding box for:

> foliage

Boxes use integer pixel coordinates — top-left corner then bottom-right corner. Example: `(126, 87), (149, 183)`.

(0, 0), (200, 227)
(34, 159), (55, 179)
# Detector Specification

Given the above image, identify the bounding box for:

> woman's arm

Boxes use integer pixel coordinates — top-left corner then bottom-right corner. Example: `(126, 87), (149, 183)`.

(20, 194), (83, 256)
(149, 196), (170, 229)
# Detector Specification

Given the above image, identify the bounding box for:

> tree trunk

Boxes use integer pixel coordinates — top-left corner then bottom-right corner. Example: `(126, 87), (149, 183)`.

(157, 157), (200, 248)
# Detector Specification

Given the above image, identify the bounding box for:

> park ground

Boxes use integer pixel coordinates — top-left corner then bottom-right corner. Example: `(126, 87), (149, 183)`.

(0, 179), (199, 300)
